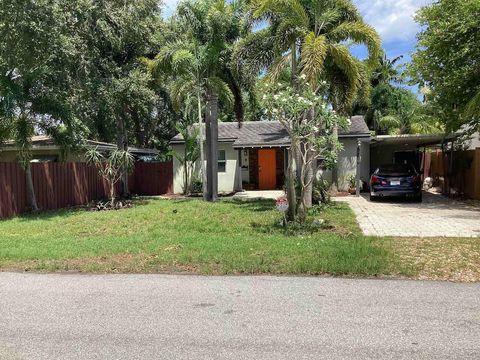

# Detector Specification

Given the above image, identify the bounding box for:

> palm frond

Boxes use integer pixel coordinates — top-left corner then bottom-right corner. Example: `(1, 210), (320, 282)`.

(206, 76), (234, 110)
(252, 0), (309, 29)
(266, 54), (291, 83)
(329, 21), (381, 65)
(233, 28), (276, 75)
(327, 44), (362, 105)
(170, 76), (197, 111)
(300, 32), (327, 86)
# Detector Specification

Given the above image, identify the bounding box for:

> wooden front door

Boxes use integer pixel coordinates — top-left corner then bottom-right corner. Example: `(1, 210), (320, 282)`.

(258, 149), (276, 190)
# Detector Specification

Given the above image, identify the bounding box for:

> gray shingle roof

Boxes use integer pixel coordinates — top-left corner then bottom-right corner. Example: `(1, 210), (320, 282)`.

(2, 135), (159, 156)
(171, 116), (370, 148)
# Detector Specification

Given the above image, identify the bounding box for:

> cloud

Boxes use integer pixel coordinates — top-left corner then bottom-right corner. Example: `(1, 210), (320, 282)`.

(161, 0), (431, 44)
(354, 0), (431, 43)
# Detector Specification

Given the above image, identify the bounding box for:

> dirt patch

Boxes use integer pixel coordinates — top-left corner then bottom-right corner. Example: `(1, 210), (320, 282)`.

(393, 237), (480, 282)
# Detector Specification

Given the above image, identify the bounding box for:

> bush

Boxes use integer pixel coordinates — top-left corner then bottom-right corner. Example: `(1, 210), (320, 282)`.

(313, 177), (332, 205)
(190, 177), (203, 194)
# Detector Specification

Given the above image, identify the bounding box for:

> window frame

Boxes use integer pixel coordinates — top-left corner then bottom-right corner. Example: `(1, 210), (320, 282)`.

(218, 149), (226, 173)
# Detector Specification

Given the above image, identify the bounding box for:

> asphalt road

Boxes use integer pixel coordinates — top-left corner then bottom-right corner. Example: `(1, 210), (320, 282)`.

(0, 273), (479, 360)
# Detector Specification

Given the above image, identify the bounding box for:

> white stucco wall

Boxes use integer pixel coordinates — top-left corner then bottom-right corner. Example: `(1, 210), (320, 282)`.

(336, 138), (370, 191)
(172, 137), (371, 194)
(172, 142), (240, 194)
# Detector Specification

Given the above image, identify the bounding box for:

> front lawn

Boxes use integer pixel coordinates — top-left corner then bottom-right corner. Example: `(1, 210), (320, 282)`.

(0, 199), (477, 281)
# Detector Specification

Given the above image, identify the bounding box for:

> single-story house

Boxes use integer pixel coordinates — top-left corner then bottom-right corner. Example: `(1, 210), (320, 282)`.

(0, 135), (159, 163)
(170, 116), (371, 193)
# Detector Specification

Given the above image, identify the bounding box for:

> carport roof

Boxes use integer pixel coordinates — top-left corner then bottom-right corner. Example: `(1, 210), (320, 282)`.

(371, 133), (459, 148)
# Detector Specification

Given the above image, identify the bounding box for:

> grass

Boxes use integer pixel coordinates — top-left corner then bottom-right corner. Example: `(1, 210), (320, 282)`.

(0, 198), (478, 281)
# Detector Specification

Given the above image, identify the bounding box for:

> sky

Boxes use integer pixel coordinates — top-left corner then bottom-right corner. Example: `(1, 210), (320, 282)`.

(162, 0), (432, 92)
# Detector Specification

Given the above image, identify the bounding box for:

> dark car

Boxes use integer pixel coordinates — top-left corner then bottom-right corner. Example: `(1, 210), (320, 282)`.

(370, 164), (422, 202)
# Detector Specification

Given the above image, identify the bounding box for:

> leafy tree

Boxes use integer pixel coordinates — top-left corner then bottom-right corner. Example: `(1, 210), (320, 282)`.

(0, 0), (86, 211)
(408, 0), (480, 131)
(261, 79), (348, 222)
(371, 84), (443, 135)
(67, 0), (163, 195)
(236, 0), (380, 218)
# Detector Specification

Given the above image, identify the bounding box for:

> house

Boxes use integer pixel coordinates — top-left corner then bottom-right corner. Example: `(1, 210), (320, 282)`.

(0, 135), (159, 163)
(170, 116), (371, 194)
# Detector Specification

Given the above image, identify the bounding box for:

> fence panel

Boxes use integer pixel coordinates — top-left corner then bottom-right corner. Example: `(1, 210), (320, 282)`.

(134, 161), (173, 196)
(0, 161), (173, 218)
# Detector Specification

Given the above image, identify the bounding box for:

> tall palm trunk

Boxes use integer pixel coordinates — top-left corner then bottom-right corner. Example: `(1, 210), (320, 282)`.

(205, 89), (218, 202)
(286, 40), (298, 221)
(197, 90), (208, 200)
(25, 163), (38, 212)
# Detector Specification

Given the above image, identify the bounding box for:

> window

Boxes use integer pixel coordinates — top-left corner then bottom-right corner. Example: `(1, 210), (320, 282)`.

(218, 150), (226, 172)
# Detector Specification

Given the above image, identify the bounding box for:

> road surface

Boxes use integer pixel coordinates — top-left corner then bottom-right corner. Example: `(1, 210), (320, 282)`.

(0, 273), (479, 359)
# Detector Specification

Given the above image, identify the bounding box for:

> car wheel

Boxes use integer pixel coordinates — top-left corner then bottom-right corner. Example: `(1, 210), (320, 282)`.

(370, 195), (377, 202)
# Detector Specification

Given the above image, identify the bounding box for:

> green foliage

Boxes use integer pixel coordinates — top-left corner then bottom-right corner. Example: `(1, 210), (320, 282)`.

(0, 0), (167, 155)
(171, 121), (200, 194)
(86, 147), (135, 206)
(261, 79), (348, 222)
(261, 80), (349, 168)
(146, 0), (255, 123)
(408, 0), (480, 131)
(312, 177), (332, 205)
(238, 0), (381, 113)
(371, 84), (443, 135)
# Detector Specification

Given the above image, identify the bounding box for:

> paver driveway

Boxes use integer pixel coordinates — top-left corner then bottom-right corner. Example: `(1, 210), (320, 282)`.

(338, 192), (480, 237)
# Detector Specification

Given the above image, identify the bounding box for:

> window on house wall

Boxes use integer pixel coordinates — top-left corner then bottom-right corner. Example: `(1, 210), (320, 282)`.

(218, 150), (226, 172)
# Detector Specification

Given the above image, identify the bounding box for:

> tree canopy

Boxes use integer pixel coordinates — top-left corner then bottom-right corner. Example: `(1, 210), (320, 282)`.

(408, 0), (480, 132)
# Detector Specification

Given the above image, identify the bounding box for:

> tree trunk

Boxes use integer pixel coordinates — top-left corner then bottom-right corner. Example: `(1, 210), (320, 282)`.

(205, 89), (218, 202)
(197, 91), (208, 200)
(25, 163), (38, 212)
(110, 184), (116, 208)
(331, 124), (339, 191)
(302, 108), (316, 208)
(286, 145), (297, 222)
(116, 115), (129, 198)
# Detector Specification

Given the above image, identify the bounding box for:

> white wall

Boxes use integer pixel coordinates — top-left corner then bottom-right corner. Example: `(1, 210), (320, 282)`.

(173, 138), (370, 193)
(172, 142), (240, 194)
(336, 138), (370, 191)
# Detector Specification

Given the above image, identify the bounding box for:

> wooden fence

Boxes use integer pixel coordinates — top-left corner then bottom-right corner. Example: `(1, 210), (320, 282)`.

(0, 161), (173, 219)
(424, 148), (480, 200)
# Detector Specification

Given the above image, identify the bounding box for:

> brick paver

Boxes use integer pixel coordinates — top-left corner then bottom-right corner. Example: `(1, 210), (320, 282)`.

(338, 193), (480, 238)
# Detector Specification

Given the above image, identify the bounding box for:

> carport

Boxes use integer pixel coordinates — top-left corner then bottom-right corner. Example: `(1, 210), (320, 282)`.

(369, 133), (458, 177)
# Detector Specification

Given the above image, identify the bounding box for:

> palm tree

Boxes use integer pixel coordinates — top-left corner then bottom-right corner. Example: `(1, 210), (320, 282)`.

(147, 0), (254, 201)
(371, 54), (404, 86)
(238, 0), (380, 110)
(236, 0), (380, 216)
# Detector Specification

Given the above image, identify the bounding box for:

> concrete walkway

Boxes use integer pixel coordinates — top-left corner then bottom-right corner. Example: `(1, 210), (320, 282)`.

(0, 273), (479, 360)
(232, 190), (285, 201)
(338, 192), (480, 237)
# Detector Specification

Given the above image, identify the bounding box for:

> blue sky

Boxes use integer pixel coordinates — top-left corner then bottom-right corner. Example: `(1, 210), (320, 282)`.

(163, 0), (432, 92)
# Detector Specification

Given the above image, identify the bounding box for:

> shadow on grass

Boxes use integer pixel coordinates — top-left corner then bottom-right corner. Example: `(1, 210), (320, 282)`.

(226, 199), (276, 212)
(10, 199), (151, 223)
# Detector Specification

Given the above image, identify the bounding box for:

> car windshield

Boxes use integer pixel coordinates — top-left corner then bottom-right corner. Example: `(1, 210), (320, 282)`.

(377, 164), (416, 176)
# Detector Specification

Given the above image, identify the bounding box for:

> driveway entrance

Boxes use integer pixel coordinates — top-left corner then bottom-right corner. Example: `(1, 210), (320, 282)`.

(338, 192), (480, 237)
